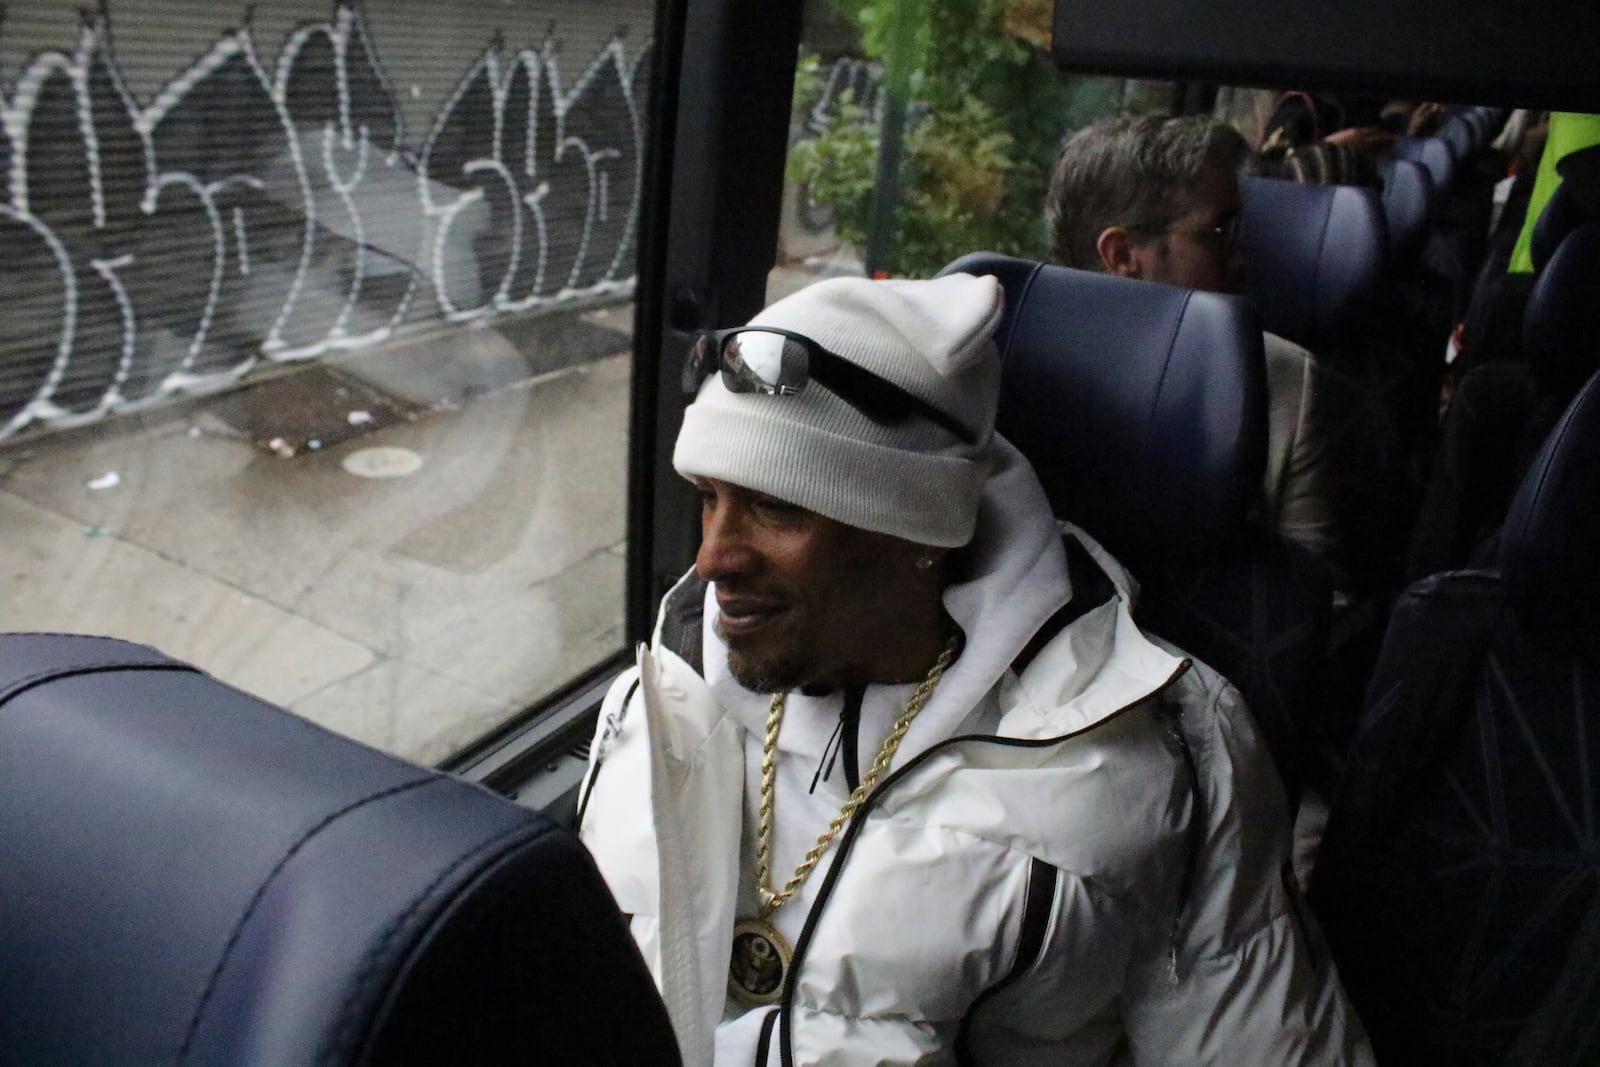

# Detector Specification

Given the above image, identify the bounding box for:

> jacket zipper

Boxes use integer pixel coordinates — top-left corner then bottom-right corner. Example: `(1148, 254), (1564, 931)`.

(775, 658), (1193, 1067)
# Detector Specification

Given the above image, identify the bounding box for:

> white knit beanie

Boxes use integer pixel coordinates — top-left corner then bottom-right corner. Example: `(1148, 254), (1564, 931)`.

(673, 273), (1004, 547)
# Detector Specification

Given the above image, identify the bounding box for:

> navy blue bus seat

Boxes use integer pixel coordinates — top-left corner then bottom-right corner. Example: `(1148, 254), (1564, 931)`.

(1438, 113), (1477, 166)
(1311, 368), (1600, 1067)
(1377, 154), (1459, 399)
(1465, 106), (1511, 146)
(1395, 133), (1456, 193)
(1453, 233), (1535, 374)
(1536, 143), (1600, 273)
(1454, 158), (1598, 380)
(1523, 223), (1600, 398)
(1377, 157), (1434, 269)
(1413, 122), (1501, 321)
(1408, 222), (1600, 579)
(1448, 105), (1488, 148)
(1236, 174), (1422, 598)
(1531, 182), (1590, 272)
(0, 634), (681, 1067)
(1236, 175), (1388, 358)
(939, 252), (1332, 805)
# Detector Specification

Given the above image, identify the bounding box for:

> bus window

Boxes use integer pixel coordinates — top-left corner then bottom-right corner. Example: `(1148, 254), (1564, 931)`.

(774, 0), (1177, 295)
(0, 0), (658, 766)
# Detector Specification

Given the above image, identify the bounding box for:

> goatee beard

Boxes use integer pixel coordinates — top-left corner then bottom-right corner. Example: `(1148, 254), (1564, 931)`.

(716, 618), (809, 694)
(724, 647), (806, 695)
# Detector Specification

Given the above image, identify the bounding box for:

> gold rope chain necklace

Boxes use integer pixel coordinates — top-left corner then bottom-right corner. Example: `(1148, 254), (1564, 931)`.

(727, 634), (959, 1006)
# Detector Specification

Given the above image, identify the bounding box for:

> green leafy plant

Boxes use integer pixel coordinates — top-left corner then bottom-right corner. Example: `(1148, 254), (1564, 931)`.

(787, 0), (1149, 278)
(787, 59), (879, 246)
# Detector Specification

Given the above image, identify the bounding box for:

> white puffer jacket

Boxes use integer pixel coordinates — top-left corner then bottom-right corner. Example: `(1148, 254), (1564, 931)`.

(579, 440), (1374, 1067)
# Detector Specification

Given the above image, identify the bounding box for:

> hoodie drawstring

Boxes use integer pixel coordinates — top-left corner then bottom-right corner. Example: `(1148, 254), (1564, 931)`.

(809, 687), (865, 794)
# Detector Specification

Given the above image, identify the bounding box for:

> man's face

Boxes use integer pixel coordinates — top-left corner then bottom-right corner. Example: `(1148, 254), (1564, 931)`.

(691, 477), (927, 693)
(1129, 163), (1243, 294)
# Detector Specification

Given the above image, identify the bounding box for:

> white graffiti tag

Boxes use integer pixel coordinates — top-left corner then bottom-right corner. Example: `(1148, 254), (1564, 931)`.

(418, 35), (648, 322)
(0, 6), (650, 442)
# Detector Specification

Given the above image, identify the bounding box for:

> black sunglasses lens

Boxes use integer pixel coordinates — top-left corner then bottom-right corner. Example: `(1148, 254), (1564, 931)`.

(722, 331), (808, 395)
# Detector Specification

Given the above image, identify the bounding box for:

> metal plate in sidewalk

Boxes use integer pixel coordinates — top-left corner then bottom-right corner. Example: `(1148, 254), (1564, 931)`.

(203, 365), (426, 459)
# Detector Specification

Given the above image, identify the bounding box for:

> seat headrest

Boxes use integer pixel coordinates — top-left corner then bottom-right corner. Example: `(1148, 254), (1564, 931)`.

(1524, 223), (1600, 398)
(1499, 371), (1600, 653)
(1473, 106), (1510, 142)
(1394, 134), (1455, 190)
(938, 253), (1266, 566)
(1454, 106), (1488, 144)
(1376, 157), (1433, 267)
(1237, 175), (1388, 354)
(0, 634), (680, 1066)
(1438, 114), (1476, 163)
(1532, 182), (1590, 273)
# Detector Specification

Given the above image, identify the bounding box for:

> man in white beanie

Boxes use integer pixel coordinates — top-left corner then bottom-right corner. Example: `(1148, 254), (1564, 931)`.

(578, 273), (1373, 1066)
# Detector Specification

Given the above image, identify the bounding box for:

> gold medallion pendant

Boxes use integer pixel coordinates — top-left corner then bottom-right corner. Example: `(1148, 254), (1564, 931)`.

(729, 917), (793, 1005)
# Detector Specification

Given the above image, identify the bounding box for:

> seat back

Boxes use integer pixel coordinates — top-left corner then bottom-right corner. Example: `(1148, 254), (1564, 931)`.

(1437, 113), (1477, 165)
(1405, 359), (1536, 581)
(1396, 133), (1456, 191)
(1498, 369), (1600, 653)
(1377, 156), (1434, 267)
(1237, 174), (1420, 594)
(1447, 105), (1487, 146)
(1404, 222), (1600, 581)
(1312, 370), (1600, 1066)
(939, 253), (1331, 803)
(941, 254), (1264, 563)
(1237, 175), (1388, 356)
(1525, 223), (1600, 398)
(0, 634), (680, 1067)
(1469, 106), (1511, 144)
(1531, 182), (1591, 273)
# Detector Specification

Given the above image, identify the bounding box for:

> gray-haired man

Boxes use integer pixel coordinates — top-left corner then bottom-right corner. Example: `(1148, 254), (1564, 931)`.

(1048, 114), (1348, 580)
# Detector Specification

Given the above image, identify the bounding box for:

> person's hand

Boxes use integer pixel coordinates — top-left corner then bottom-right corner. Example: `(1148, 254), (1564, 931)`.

(1407, 102), (1445, 136)
(1324, 126), (1395, 153)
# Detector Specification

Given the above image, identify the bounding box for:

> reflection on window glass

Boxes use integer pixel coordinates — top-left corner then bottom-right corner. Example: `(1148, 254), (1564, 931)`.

(775, 0), (1174, 297)
(0, 0), (654, 764)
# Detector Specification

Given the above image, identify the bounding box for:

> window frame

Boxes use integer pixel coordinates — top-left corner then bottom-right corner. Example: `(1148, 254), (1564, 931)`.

(451, 0), (803, 796)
